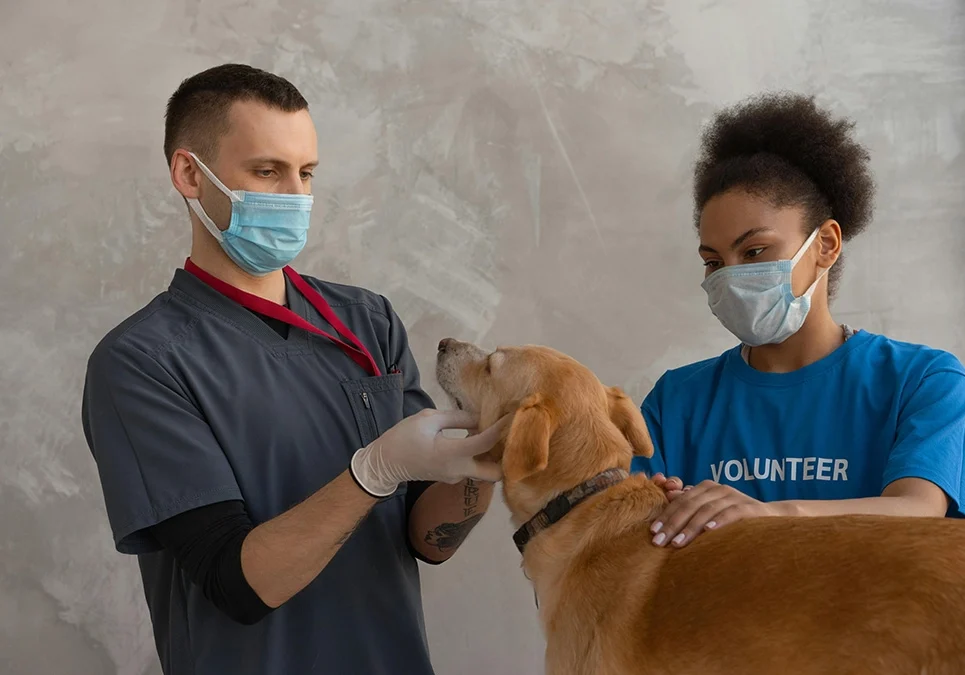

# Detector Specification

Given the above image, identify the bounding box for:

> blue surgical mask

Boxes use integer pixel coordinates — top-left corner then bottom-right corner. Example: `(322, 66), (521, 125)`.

(701, 227), (830, 347)
(185, 152), (313, 276)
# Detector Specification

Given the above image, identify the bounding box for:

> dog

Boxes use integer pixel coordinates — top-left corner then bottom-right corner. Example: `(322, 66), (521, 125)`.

(436, 338), (965, 675)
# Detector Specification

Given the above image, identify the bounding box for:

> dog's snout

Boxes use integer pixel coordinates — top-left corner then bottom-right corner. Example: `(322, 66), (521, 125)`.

(438, 338), (454, 353)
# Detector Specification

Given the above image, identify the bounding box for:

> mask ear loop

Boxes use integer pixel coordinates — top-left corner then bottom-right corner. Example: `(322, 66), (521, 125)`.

(187, 152), (242, 203)
(184, 152), (241, 243)
(793, 227), (834, 300)
(790, 226), (821, 266)
(746, 227), (831, 361)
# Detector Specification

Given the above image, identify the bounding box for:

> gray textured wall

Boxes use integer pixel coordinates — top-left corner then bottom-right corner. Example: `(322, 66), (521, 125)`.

(2, 1), (964, 673)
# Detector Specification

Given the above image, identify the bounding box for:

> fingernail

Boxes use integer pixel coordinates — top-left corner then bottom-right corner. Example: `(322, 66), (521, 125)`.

(671, 533), (686, 547)
(705, 521), (717, 530)
(650, 521), (663, 534)
(652, 532), (666, 546)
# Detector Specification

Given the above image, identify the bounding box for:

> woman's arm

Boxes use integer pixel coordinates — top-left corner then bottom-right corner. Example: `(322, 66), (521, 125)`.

(650, 477), (949, 548)
(783, 477), (948, 518)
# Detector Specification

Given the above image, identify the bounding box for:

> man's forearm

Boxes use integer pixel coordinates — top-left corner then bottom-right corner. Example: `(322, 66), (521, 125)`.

(408, 479), (495, 563)
(240, 470), (377, 608)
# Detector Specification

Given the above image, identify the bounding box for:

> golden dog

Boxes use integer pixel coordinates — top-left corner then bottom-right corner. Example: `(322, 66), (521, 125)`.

(436, 338), (965, 675)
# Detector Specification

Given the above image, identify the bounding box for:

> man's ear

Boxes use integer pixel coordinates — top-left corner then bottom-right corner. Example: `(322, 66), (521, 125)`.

(606, 387), (653, 458)
(503, 394), (558, 483)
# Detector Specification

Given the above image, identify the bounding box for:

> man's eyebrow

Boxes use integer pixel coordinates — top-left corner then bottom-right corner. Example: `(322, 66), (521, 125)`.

(698, 227), (775, 254)
(243, 157), (289, 166)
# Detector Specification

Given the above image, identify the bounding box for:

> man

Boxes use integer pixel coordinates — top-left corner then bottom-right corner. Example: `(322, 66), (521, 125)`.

(81, 63), (505, 675)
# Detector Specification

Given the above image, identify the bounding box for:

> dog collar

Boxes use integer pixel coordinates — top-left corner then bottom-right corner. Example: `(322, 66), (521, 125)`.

(512, 468), (629, 554)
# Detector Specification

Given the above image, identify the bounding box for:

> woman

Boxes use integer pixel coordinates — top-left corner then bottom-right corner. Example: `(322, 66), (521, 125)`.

(632, 92), (965, 549)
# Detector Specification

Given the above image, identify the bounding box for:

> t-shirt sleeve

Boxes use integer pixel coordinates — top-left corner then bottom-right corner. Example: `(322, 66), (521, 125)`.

(882, 353), (965, 517)
(381, 295), (436, 418)
(82, 342), (244, 554)
(632, 379), (668, 477)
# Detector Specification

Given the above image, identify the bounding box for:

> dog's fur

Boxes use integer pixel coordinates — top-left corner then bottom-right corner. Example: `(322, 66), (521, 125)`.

(436, 339), (965, 675)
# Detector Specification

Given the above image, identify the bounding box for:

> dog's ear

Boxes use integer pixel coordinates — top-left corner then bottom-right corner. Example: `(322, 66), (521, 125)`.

(503, 393), (558, 483)
(606, 386), (653, 458)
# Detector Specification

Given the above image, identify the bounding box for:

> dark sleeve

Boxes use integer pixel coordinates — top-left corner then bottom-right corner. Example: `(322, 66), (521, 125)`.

(81, 342), (243, 554)
(405, 481), (435, 518)
(150, 500), (274, 626)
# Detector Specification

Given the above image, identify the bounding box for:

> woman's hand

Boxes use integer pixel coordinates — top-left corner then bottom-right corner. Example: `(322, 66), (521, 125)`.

(650, 480), (780, 548)
(650, 473), (685, 495)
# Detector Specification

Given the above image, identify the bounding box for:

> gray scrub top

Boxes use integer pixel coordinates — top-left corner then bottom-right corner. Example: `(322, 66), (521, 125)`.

(81, 268), (436, 675)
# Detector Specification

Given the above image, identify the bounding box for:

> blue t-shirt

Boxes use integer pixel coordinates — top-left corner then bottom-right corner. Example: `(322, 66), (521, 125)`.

(631, 330), (965, 517)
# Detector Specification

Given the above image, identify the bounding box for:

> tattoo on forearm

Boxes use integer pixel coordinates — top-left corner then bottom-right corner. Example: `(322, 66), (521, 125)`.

(463, 478), (480, 518)
(335, 514), (366, 546)
(424, 514), (483, 553)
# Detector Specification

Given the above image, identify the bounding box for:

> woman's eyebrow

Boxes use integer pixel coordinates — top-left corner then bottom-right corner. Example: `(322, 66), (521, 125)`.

(730, 227), (774, 250)
(699, 227), (775, 254)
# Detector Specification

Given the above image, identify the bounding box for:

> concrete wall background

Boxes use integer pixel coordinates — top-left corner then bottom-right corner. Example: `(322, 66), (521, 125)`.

(1, 1), (963, 673)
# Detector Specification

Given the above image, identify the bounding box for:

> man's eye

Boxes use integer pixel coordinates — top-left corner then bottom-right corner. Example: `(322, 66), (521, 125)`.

(301, 172), (314, 180)
(256, 169), (275, 178)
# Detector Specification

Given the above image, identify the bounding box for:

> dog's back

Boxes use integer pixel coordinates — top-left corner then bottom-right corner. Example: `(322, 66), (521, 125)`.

(553, 485), (965, 675)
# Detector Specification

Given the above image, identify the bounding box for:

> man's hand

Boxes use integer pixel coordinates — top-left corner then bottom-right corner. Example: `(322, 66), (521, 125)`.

(650, 479), (778, 548)
(350, 410), (509, 498)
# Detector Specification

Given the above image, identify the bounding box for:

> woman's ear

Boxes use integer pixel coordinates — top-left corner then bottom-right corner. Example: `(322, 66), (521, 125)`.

(816, 219), (842, 267)
(502, 394), (558, 483)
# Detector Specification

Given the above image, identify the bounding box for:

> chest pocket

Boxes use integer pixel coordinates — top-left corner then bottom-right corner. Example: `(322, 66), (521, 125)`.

(342, 373), (407, 497)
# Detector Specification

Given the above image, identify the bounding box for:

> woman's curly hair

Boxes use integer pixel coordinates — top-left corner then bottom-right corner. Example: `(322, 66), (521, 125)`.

(693, 92), (876, 298)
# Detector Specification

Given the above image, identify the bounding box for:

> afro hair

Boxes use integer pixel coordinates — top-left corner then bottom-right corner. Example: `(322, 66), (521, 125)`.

(693, 92), (876, 298)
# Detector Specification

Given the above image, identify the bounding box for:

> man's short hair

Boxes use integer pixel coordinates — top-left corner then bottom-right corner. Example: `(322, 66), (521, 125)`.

(163, 63), (308, 166)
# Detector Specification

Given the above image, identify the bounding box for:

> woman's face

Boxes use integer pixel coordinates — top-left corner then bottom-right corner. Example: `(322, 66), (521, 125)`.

(697, 189), (840, 298)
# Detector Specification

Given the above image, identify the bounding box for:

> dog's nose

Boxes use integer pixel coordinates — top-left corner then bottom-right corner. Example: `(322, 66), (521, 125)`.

(438, 338), (454, 353)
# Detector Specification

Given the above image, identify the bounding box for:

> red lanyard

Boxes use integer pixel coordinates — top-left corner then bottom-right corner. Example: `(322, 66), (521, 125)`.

(184, 258), (382, 377)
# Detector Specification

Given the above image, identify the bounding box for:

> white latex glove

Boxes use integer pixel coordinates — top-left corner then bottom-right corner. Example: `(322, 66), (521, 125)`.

(349, 409), (507, 498)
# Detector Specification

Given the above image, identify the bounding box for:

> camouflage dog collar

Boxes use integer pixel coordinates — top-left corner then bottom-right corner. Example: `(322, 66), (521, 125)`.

(512, 468), (629, 554)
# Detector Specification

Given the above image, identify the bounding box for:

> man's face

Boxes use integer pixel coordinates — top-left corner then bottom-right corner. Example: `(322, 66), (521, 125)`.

(189, 100), (319, 232)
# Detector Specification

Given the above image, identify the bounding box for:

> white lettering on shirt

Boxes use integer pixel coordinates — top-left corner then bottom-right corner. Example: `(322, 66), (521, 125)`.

(711, 462), (723, 482)
(770, 459), (785, 482)
(786, 457), (802, 481)
(833, 459), (849, 481)
(803, 457), (816, 480)
(724, 459), (742, 482)
(709, 457), (850, 484)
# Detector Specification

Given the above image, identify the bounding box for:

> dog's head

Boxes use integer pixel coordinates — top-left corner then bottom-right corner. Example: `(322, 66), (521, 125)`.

(436, 338), (653, 523)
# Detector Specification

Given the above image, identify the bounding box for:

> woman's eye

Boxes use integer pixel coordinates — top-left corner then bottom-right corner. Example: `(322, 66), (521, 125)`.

(745, 247), (766, 259)
(703, 260), (721, 269)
